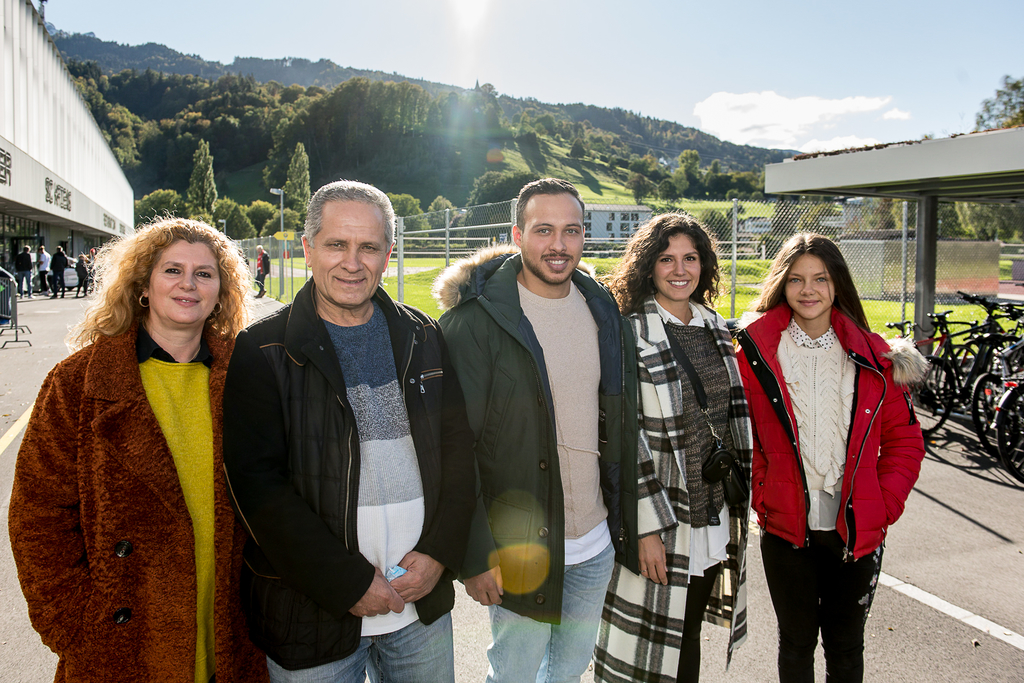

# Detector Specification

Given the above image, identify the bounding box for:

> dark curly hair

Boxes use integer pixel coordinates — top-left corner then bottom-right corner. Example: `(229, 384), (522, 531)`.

(606, 212), (720, 316)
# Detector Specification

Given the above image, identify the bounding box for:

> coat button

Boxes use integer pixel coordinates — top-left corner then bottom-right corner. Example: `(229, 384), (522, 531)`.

(538, 527), (549, 538)
(410, 378), (416, 384)
(114, 540), (133, 558)
(865, 408), (871, 413)
(752, 361), (758, 365)
(539, 460), (548, 470)
(113, 608), (132, 624)
(535, 594), (546, 605)
(773, 398), (778, 403)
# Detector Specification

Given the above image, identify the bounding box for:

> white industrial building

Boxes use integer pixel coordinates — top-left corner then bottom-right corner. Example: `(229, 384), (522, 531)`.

(584, 204), (652, 239)
(0, 0), (133, 272)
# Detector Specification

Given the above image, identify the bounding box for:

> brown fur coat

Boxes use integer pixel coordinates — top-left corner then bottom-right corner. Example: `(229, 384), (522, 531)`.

(8, 325), (268, 682)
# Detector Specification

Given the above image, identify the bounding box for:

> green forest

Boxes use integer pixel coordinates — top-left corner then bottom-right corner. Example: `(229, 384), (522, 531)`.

(58, 31), (795, 239)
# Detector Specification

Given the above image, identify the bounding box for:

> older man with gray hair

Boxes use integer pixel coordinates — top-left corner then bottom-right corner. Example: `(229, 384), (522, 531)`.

(224, 180), (476, 682)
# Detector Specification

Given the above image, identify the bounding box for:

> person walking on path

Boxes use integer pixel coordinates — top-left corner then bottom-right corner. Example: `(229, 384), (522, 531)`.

(734, 233), (926, 683)
(8, 217), (268, 683)
(36, 244), (50, 295)
(224, 180), (476, 682)
(49, 247), (68, 298)
(434, 178), (639, 683)
(15, 245), (33, 297)
(74, 254), (90, 297)
(595, 213), (753, 683)
(254, 245), (270, 298)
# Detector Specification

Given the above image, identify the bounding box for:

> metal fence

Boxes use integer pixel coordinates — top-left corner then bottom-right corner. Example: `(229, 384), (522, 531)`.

(236, 236), (307, 303)
(236, 196), (1024, 321)
(392, 196), (1024, 321)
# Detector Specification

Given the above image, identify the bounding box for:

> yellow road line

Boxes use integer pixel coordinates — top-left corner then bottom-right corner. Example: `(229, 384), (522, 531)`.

(0, 403), (34, 457)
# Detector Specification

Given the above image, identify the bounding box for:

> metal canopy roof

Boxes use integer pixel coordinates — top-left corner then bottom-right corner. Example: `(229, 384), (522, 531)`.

(764, 127), (1024, 204)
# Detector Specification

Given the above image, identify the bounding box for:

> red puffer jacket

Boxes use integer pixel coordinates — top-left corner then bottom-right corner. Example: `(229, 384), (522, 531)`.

(735, 304), (926, 560)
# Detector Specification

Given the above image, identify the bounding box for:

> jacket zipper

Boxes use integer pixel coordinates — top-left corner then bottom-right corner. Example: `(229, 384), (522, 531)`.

(842, 352), (886, 561)
(742, 331), (812, 546)
(338, 395), (356, 551)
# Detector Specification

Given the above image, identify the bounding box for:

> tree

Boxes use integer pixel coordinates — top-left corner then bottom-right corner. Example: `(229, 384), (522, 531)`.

(284, 142), (311, 222)
(955, 202), (1024, 241)
(468, 171), (539, 205)
(387, 193), (423, 217)
(675, 150), (702, 197)
(625, 173), (656, 204)
(186, 139), (217, 216)
(976, 75), (1024, 130)
(427, 195), (456, 214)
(213, 197), (255, 239)
(134, 189), (184, 226)
(697, 209), (731, 242)
(263, 207), (302, 237)
(569, 138), (586, 159)
(658, 178), (681, 202)
(246, 200), (277, 237)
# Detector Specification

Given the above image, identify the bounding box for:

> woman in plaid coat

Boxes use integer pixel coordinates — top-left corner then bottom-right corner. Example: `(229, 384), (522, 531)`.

(596, 214), (752, 683)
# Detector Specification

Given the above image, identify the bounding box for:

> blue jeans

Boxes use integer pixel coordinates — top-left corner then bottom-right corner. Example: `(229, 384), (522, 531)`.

(486, 542), (615, 683)
(265, 613), (454, 683)
(15, 270), (31, 296)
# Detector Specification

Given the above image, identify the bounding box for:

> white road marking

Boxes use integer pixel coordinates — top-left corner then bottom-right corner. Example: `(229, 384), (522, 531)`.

(878, 573), (1024, 651)
(748, 518), (1024, 652)
(0, 404), (34, 456)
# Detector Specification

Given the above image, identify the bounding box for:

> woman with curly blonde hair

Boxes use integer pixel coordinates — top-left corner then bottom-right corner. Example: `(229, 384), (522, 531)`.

(9, 217), (268, 683)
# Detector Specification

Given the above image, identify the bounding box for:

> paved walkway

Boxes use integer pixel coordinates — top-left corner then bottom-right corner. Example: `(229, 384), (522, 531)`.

(1, 295), (1023, 681)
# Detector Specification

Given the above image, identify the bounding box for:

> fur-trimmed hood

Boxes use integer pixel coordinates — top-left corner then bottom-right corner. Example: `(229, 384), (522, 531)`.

(431, 244), (596, 311)
(739, 306), (928, 387)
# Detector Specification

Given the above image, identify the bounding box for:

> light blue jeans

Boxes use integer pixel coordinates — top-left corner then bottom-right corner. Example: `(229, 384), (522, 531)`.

(266, 613), (454, 683)
(486, 542), (615, 683)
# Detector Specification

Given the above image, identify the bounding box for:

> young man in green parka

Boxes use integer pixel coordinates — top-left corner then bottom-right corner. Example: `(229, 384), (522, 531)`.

(433, 178), (639, 682)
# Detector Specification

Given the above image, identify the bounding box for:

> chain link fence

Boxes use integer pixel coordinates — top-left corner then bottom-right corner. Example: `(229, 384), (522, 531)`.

(237, 236), (307, 303)
(391, 196), (1024, 326)
(234, 196), (1024, 327)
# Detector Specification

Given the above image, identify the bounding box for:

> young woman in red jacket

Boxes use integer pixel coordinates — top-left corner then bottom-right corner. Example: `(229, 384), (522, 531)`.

(734, 233), (926, 683)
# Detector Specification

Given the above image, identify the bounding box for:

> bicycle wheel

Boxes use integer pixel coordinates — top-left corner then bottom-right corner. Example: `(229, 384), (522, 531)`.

(970, 372), (1001, 457)
(914, 355), (956, 437)
(995, 385), (1024, 484)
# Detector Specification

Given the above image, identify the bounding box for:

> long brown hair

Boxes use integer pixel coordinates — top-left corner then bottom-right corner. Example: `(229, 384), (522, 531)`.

(606, 212), (720, 316)
(69, 217), (252, 349)
(752, 232), (869, 330)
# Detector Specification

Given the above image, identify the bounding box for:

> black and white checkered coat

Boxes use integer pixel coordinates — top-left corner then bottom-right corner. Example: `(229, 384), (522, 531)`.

(595, 297), (752, 682)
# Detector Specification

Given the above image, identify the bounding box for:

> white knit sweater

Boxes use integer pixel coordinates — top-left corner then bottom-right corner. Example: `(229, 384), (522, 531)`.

(777, 330), (856, 500)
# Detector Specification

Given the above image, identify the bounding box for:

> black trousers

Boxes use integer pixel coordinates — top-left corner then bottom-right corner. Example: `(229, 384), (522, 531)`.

(761, 530), (883, 683)
(677, 561), (722, 683)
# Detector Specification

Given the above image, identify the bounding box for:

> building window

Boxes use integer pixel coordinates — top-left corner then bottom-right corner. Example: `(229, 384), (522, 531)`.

(606, 222), (613, 232)
(609, 212), (616, 221)
(631, 213), (639, 221)
(585, 211), (591, 220)
(620, 223), (629, 232)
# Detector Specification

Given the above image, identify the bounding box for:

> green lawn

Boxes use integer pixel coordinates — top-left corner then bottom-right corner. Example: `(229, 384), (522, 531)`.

(221, 162), (270, 206)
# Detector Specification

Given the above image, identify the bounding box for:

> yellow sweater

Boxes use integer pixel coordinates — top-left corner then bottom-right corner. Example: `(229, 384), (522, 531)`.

(140, 358), (216, 683)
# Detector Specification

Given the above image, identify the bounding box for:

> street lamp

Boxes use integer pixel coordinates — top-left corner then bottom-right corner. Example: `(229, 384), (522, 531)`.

(270, 188), (284, 299)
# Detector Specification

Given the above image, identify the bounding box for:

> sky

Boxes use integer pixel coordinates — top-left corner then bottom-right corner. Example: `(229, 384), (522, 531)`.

(43, 0), (1024, 155)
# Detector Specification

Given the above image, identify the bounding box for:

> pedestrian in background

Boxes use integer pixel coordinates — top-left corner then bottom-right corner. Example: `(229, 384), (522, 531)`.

(254, 244), (269, 298)
(36, 243), (50, 295)
(74, 253), (90, 297)
(596, 213), (752, 683)
(734, 233), (926, 683)
(49, 246), (68, 298)
(15, 245), (33, 297)
(9, 218), (267, 683)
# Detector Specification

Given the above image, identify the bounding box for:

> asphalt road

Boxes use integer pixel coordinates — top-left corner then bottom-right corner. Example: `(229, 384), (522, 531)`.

(1, 295), (1022, 682)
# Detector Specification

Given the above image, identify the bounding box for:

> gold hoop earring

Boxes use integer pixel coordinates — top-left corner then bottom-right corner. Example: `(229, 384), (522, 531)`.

(139, 294), (149, 308)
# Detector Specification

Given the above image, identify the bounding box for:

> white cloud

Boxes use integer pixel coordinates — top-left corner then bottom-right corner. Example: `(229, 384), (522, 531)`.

(798, 136), (883, 153)
(692, 91), (891, 149)
(883, 107), (912, 120)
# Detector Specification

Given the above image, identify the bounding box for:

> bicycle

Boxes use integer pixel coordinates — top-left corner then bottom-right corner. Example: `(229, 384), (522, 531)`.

(969, 302), (1024, 456)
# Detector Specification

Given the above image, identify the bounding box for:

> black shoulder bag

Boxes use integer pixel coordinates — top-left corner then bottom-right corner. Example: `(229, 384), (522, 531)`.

(665, 331), (750, 508)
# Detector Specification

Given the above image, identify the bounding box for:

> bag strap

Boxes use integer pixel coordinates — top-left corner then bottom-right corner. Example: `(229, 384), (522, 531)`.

(664, 327), (722, 444)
